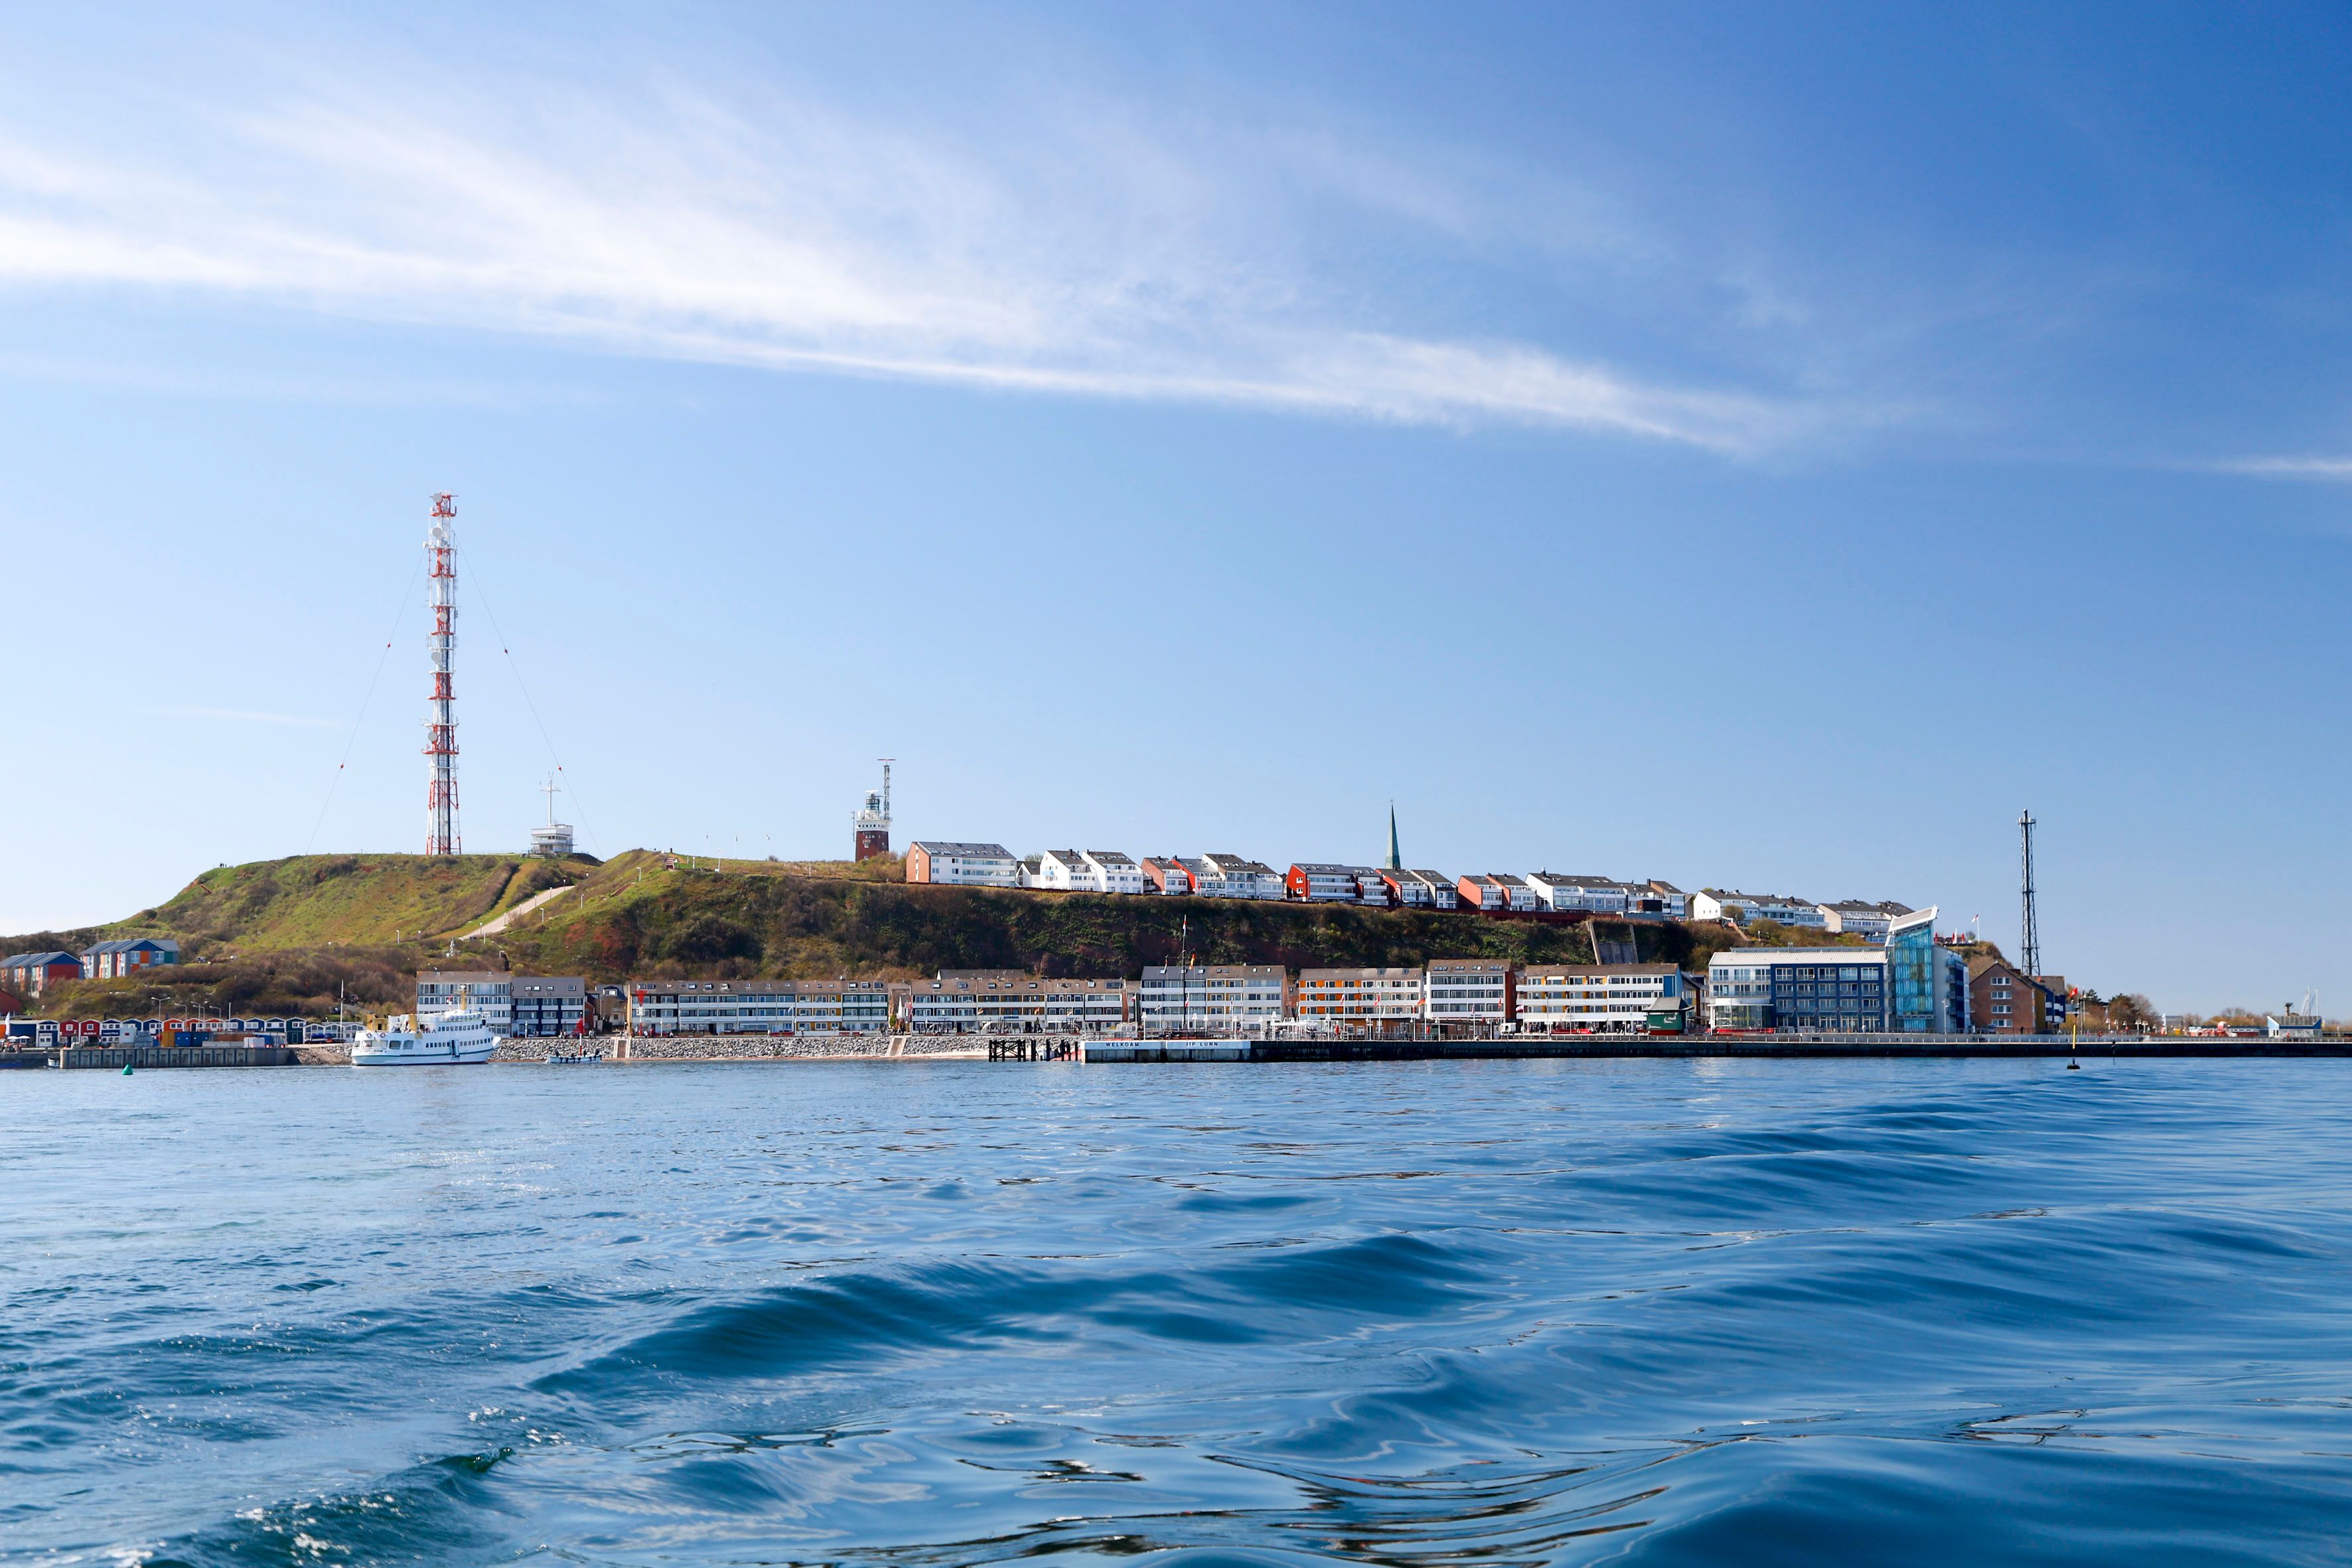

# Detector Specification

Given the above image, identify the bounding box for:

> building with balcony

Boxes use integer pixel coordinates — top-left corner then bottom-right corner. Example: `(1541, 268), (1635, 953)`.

(1522, 875), (1629, 914)
(1085, 850), (1146, 893)
(625, 978), (891, 1035)
(1287, 863), (1381, 902)
(1691, 889), (1826, 928)
(1517, 965), (1684, 1032)
(1293, 967), (1424, 1030)
(416, 971), (514, 1031)
(1639, 881), (1690, 918)
(510, 976), (590, 1036)
(898, 971), (1134, 1032)
(1139, 857), (1195, 894)
(1457, 873), (1536, 912)
(906, 841), (1021, 887)
(1706, 909), (1966, 1033)
(1196, 855), (1286, 899)
(1035, 850), (1094, 891)
(1139, 964), (1287, 1030)
(1381, 869), (1458, 908)
(1704, 951), (1887, 1033)
(1425, 959), (1514, 1027)
(1032, 849), (1145, 893)
(1818, 899), (1915, 942)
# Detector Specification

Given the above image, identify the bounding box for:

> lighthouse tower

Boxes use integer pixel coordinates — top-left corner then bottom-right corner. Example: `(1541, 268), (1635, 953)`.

(853, 760), (893, 861)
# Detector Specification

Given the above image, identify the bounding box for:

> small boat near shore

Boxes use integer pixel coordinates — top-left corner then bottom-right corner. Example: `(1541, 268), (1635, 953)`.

(351, 1009), (498, 1066)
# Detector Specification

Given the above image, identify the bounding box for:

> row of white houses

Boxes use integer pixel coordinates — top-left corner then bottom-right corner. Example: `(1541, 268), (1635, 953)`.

(905, 844), (1913, 934)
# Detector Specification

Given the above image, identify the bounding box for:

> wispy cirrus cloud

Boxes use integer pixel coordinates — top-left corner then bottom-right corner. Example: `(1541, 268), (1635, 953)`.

(0, 68), (1845, 455)
(2208, 456), (2352, 480)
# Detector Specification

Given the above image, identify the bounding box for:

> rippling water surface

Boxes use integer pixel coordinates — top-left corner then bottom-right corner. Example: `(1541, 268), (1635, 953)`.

(7, 1058), (2352, 1565)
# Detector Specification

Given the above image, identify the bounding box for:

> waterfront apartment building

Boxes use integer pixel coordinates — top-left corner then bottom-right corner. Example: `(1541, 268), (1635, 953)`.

(1516, 965), (1684, 1033)
(898, 971), (1133, 1032)
(417, 971), (514, 1032)
(1968, 954), (2060, 1034)
(1382, 869), (1459, 908)
(509, 976), (589, 1037)
(625, 978), (891, 1036)
(1705, 951), (1888, 1033)
(1293, 967), (1424, 1030)
(1197, 855), (1286, 899)
(1704, 910), (1966, 1033)
(1691, 889), (1826, 928)
(1522, 875), (1628, 914)
(905, 841), (1021, 887)
(0, 951), (81, 998)
(1139, 857), (1194, 894)
(1426, 959), (1514, 1027)
(1139, 964), (1287, 1029)
(77, 938), (179, 979)
(1818, 899), (1914, 941)
(1287, 863), (1381, 902)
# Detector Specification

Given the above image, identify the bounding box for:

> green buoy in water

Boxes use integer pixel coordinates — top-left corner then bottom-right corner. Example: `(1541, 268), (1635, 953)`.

(121, 1063), (133, 1076)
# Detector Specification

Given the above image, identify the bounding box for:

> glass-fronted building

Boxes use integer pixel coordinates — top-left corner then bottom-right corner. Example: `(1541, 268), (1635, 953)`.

(1705, 908), (1968, 1034)
(1886, 908), (1970, 1032)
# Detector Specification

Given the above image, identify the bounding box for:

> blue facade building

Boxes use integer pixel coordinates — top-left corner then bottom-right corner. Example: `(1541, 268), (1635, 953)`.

(1706, 908), (1970, 1034)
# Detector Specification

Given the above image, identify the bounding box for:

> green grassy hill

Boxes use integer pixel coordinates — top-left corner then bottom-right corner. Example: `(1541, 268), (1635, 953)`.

(7, 851), (1725, 1019)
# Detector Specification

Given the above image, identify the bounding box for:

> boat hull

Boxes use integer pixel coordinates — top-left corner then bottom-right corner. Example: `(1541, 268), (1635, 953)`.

(351, 1038), (497, 1066)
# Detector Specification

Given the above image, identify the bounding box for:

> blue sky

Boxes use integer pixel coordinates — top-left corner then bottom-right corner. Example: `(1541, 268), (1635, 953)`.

(5, 2), (2351, 1013)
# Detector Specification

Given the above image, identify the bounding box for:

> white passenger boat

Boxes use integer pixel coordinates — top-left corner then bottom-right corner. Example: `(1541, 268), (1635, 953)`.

(350, 1009), (498, 1066)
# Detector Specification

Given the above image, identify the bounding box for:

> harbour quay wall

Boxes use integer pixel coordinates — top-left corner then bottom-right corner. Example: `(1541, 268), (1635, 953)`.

(589, 1033), (985, 1062)
(0, 1045), (297, 1070)
(1081, 1034), (2352, 1063)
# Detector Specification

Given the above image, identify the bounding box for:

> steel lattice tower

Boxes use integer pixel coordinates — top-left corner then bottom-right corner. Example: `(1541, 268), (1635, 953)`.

(2018, 808), (2039, 980)
(424, 493), (461, 855)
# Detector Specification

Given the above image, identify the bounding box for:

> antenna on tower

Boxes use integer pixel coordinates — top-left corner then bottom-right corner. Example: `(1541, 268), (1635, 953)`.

(2019, 809), (2041, 980)
(423, 493), (461, 855)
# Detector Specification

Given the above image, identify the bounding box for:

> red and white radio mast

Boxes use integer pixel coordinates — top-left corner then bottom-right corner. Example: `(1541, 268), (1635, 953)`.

(423, 492), (461, 855)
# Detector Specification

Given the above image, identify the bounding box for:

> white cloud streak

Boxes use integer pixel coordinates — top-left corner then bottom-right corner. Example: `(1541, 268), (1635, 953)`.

(0, 72), (1833, 453)
(2210, 457), (2352, 480)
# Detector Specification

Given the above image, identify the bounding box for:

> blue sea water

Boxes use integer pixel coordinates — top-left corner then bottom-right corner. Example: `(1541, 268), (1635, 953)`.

(5, 1057), (2352, 1566)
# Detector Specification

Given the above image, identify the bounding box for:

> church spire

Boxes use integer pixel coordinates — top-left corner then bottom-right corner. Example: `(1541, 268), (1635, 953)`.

(1384, 802), (1403, 871)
